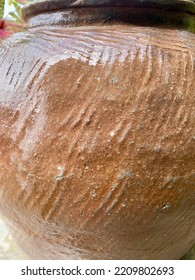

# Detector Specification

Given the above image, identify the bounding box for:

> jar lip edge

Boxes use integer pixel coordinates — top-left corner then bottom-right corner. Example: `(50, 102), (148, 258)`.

(22, 0), (195, 21)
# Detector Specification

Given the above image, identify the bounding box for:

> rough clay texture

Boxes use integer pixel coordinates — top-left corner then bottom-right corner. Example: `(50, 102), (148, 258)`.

(0, 23), (195, 259)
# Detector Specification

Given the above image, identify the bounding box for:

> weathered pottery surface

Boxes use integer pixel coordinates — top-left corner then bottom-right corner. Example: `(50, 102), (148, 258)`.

(0, 0), (195, 259)
(0, 216), (194, 259)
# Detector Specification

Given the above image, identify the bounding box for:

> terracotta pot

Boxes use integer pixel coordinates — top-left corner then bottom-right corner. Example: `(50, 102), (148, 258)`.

(0, 0), (195, 260)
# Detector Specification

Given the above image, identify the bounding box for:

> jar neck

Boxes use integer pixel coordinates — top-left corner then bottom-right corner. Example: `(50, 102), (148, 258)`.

(23, 1), (195, 33)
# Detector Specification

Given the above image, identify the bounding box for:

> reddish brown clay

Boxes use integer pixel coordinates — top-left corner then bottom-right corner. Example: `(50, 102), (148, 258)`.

(0, 0), (195, 259)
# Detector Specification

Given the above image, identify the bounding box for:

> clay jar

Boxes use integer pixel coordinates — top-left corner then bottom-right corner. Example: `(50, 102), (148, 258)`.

(0, 0), (195, 260)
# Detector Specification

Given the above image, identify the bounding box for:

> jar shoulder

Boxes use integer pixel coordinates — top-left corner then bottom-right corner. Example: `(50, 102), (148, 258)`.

(1, 25), (195, 106)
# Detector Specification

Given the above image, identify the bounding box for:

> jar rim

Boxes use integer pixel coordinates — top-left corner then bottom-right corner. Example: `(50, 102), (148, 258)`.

(22, 0), (195, 21)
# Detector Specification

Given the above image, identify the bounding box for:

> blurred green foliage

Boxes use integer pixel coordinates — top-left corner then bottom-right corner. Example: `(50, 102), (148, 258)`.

(0, 0), (33, 39)
(0, 0), (5, 19)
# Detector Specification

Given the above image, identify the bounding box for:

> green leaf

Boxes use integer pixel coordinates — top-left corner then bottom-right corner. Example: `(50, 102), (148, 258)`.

(11, 1), (23, 20)
(9, 11), (21, 22)
(0, 0), (5, 19)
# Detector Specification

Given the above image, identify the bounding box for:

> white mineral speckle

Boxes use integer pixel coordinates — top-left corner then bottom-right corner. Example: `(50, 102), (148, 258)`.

(110, 131), (115, 137)
(162, 203), (172, 210)
(55, 166), (65, 182)
(111, 77), (119, 84)
(117, 170), (132, 180)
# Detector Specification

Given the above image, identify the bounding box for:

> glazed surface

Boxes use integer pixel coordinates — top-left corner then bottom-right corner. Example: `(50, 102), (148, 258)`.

(22, 0), (195, 20)
(0, 24), (195, 259)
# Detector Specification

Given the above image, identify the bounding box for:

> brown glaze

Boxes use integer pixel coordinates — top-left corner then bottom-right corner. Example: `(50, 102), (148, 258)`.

(0, 0), (195, 259)
(22, 0), (195, 20)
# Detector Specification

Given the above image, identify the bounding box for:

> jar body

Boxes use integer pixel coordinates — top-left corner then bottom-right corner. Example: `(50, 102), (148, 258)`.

(0, 20), (195, 259)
